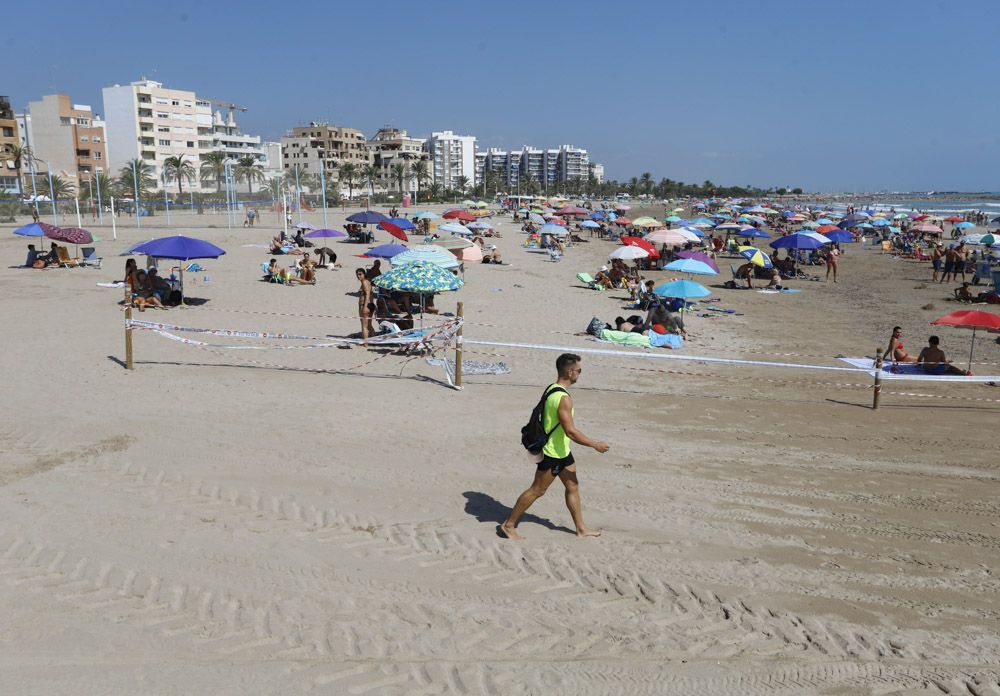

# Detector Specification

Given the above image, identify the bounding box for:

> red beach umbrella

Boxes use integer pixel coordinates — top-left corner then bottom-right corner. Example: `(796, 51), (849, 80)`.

(443, 210), (476, 222)
(930, 309), (1000, 373)
(380, 221), (409, 243)
(945, 216), (963, 223)
(613, 217), (632, 225)
(621, 236), (659, 259)
(816, 225), (840, 235)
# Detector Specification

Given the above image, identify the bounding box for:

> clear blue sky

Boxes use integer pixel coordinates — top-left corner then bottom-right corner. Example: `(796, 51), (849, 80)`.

(7, 0), (999, 192)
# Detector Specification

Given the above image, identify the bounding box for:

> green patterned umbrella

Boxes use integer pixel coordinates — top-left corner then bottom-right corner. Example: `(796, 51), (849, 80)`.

(373, 260), (464, 293)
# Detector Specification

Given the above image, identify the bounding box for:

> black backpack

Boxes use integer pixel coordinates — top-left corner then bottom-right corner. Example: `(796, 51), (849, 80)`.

(521, 385), (567, 455)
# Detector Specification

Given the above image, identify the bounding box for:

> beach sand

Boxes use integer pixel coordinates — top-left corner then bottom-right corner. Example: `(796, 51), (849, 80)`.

(2, 203), (999, 694)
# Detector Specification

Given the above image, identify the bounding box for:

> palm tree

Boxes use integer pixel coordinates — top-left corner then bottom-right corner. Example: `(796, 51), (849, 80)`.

(117, 158), (156, 202)
(390, 162), (409, 194)
(262, 175), (286, 201)
(411, 160), (429, 201)
(47, 174), (76, 201)
(361, 164), (380, 197)
(454, 175), (470, 195)
(426, 182), (442, 202)
(163, 155), (195, 196)
(234, 155), (265, 194)
(200, 151), (227, 192)
(640, 172), (653, 196)
(339, 163), (359, 201)
(82, 172), (113, 207)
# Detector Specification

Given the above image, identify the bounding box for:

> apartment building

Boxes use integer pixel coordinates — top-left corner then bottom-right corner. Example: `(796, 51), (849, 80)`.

(281, 122), (370, 190)
(588, 162), (604, 184)
(203, 108), (267, 166)
(262, 141), (283, 181)
(367, 127), (426, 192)
(103, 79), (213, 191)
(424, 130), (476, 190)
(0, 96), (20, 194)
(555, 144), (589, 183)
(23, 94), (108, 190)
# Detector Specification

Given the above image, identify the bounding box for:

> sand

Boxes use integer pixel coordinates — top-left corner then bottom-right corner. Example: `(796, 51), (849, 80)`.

(1, 202), (999, 695)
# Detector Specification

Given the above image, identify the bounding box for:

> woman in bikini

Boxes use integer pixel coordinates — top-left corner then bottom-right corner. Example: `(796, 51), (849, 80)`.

(882, 326), (914, 363)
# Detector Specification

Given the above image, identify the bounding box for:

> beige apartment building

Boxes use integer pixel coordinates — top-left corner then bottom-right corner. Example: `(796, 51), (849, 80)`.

(24, 94), (108, 191)
(367, 126), (427, 193)
(102, 79), (212, 191)
(0, 95), (20, 194)
(281, 122), (370, 190)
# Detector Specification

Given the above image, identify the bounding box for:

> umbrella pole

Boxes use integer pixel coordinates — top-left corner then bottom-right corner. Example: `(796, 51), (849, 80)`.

(454, 301), (464, 390)
(872, 347), (883, 410)
(968, 327), (976, 374)
(179, 265), (185, 307)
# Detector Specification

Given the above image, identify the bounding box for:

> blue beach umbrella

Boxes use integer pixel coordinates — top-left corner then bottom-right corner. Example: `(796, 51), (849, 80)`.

(347, 210), (390, 225)
(955, 221), (975, 229)
(652, 279), (711, 299)
(13, 223), (49, 237)
(580, 220), (601, 228)
(305, 228), (348, 239)
(380, 217), (417, 231)
(664, 215), (682, 223)
(364, 243), (408, 259)
(438, 222), (472, 236)
(590, 211), (606, 220)
(130, 235), (226, 303)
(664, 258), (719, 276)
(411, 211), (439, 219)
(870, 218), (891, 227)
(770, 232), (831, 251)
(389, 245), (460, 269)
(823, 229), (855, 243)
(738, 246), (773, 268)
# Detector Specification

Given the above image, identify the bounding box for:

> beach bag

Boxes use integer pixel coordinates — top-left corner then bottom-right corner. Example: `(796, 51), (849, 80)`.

(520, 385), (567, 455)
(585, 317), (604, 335)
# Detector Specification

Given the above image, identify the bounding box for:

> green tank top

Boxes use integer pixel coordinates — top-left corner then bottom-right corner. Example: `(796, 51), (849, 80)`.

(541, 383), (572, 458)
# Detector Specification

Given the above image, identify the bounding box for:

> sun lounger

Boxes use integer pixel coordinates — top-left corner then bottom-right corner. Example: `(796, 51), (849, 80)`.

(261, 262), (283, 283)
(80, 247), (102, 268)
(55, 246), (80, 268)
(576, 272), (605, 290)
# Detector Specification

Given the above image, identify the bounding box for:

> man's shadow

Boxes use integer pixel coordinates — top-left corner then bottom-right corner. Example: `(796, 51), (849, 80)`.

(462, 491), (575, 536)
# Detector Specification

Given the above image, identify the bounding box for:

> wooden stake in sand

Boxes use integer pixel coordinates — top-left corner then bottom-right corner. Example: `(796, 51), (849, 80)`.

(872, 347), (882, 409)
(455, 301), (464, 390)
(125, 306), (134, 371)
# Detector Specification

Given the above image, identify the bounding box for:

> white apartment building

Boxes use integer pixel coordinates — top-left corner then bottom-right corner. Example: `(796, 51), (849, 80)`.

(424, 130), (476, 190)
(556, 145), (589, 183)
(262, 141), (283, 180)
(103, 80), (212, 191)
(588, 162), (604, 184)
(203, 108), (267, 166)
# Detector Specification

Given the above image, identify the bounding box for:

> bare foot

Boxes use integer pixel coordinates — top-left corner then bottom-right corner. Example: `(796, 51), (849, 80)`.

(498, 523), (523, 540)
(576, 528), (602, 538)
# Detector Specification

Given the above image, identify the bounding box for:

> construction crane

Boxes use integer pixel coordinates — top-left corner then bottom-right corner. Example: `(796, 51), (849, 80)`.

(210, 100), (249, 121)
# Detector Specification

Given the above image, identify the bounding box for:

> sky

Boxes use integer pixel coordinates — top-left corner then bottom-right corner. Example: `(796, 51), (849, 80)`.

(6, 0), (1000, 192)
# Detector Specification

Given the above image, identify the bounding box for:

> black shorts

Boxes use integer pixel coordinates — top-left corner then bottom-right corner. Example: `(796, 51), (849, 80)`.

(943, 261), (955, 273)
(537, 453), (575, 476)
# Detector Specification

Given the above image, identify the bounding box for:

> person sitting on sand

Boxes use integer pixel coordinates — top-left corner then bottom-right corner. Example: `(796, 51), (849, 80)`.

(736, 262), (755, 289)
(882, 326), (915, 363)
(297, 253), (317, 283)
(765, 268), (784, 289)
(482, 245), (503, 264)
(640, 300), (687, 339)
(268, 258), (315, 285)
(917, 335), (970, 375)
(365, 260), (382, 280)
(133, 270), (166, 310)
(146, 268), (172, 304)
(593, 266), (614, 290)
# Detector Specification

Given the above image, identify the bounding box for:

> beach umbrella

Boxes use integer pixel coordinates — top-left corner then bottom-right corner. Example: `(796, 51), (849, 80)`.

(373, 260), (463, 293)
(945, 216), (963, 223)
(870, 218), (891, 227)
(130, 235), (226, 304)
(305, 228), (348, 239)
(293, 221), (315, 230)
(589, 211), (607, 220)
(714, 222), (743, 231)
(954, 221), (975, 229)
(930, 309), (1000, 373)
(13, 223), (51, 237)
(452, 245), (483, 263)
(411, 211), (439, 219)
(347, 210), (390, 225)
(364, 243), (408, 259)
(644, 228), (700, 245)
(664, 258), (718, 276)
(390, 245), (460, 269)
(816, 225), (840, 235)
(466, 220), (493, 230)
(652, 279), (711, 299)
(816, 218), (834, 225)
(738, 246), (773, 268)
(622, 236), (659, 258)
(963, 233), (996, 246)
(613, 217), (632, 225)
(631, 216), (662, 228)
(893, 213), (910, 220)
(380, 221), (409, 243)
(770, 232), (831, 250)
(741, 228), (771, 239)
(381, 217), (417, 231)
(579, 220), (601, 229)
(675, 250), (720, 273)
(664, 215), (682, 223)
(798, 220), (819, 229)
(528, 213), (546, 225)
(912, 223), (943, 234)
(554, 206), (589, 217)
(823, 229), (855, 243)
(431, 236), (473, 250)
(609, 246), (648, 260)
(442, 209), (476, 222)
(991, 216), (1000, 224)
(856, 223), (875, 230)
(45, 226), (94, 245)
(438, 222), (472, 236)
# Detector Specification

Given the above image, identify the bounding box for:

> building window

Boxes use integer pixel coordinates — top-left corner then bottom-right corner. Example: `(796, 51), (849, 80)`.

(171, 100), (180, 106)
(94, 152), (102, 160)
(187, 141), (194, 148)
(80, 136), (89, 142)
(1, 126), (12, 137)
(157, 112), (169, 119)
(158, 139), (170, 146)
(158, 127), (170, 133)
(93, 136), (101, 143)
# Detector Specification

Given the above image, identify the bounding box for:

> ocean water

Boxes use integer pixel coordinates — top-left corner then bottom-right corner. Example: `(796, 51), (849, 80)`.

(801, 195), (1000, 217)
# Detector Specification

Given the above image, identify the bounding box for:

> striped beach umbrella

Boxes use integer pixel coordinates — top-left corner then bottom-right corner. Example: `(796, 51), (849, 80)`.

(373, 260), (464, 293)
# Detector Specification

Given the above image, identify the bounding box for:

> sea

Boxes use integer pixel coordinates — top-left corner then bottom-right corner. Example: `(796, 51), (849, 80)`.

(802, 194), (1000, 217)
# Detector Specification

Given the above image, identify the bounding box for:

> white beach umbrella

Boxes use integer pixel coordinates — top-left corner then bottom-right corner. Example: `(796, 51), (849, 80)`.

(609, 246), (649, 260)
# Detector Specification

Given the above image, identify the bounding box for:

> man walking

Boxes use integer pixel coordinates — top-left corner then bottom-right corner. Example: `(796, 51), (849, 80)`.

(500, 354), (609, 540)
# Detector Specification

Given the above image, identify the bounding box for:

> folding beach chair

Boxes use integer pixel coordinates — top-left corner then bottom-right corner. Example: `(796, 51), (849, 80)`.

(55, 246), (80, 267)
(80, 247), (102, 268)
(576, 272), (605, 290)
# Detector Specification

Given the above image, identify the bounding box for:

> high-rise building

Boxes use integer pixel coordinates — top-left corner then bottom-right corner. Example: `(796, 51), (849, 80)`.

(588, 162), (604, 184)
(102, 79), (213, 191)
(424, 130), (477, 190)
(367, 127), (427, 193)
(556, 145), (589, 184)
(23, 94), (108, 191)
(281, 122), (370, 192)
(0, 96), (20, 194)
(203, 108), (267, 166)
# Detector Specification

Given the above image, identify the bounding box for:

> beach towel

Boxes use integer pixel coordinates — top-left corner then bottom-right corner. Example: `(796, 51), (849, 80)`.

(426, 358), (511, 375)
(598, 329), (651, 348)
(97, 281), (126, 288)
(838, 358), (1000, 382)
(648, 332), (683, 349)
(757, 288), (802, 294)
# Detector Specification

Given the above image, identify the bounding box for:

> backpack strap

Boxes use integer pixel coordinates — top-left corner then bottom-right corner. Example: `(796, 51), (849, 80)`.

(541, 386), (568, 436)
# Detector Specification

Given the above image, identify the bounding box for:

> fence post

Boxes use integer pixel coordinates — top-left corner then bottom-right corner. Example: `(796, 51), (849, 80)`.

(125, 306), (134, 370)
(872, 347), (882, 409)
(454, 302), (464, 390)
